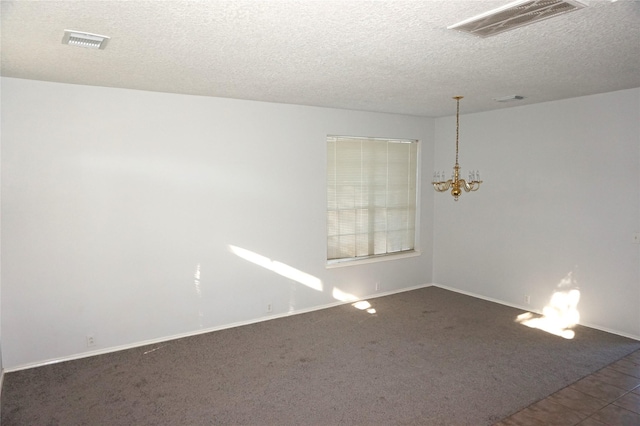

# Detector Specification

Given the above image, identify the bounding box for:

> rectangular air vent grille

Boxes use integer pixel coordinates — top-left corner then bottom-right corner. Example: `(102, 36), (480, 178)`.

(448, 0), (588, 38)
(62, 30), (110, 49)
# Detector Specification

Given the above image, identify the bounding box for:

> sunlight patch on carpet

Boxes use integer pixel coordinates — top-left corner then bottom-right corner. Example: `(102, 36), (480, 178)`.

(515, 272), (580, 339)
(333, 288), (377, 314)
(352, 300), (377, 314)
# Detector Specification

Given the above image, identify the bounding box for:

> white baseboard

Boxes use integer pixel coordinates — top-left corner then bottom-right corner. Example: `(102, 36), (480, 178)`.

(8, 282), (635, 373)
(433, 283), (544, 314)
(578, 321), (640, 342)
(432, 283), (640, 342)
(5, 283), (433, 373)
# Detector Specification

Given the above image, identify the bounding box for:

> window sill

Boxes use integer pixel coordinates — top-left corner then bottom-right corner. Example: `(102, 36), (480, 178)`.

(326, 250), (421, 269)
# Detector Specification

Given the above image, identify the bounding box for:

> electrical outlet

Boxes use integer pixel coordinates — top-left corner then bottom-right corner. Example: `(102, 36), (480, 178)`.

(266, 303), (272, 313)
(524, 295), (531, 305)
(86, 335), (96, 347)
(633, 232), (640, 244)
(375, 282), (380, 291)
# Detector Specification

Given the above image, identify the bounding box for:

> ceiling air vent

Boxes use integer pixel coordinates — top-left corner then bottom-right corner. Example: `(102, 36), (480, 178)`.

(494, 95), (525, 102)
(448, 0), (588, 38)
(62, 30), (110, 49)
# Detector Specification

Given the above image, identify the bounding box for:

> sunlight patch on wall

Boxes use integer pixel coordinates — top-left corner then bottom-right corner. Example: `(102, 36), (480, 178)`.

(332, 287), (358, 302)
(193, 263), (204, 327)
(229, 245), (323, 292)
(194, 263), (202, 297)
(229, 245), (377, 315)
(516, 272), (580, 339)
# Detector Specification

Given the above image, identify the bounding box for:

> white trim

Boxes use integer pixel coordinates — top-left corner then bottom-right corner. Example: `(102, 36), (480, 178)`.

(4, 283), (433, 373)
(7, 282), (637, 372)
(577, 322), (640, 342)
(365, 282), (432, 301)
(326, 250), (421, 268)
(433, 283), (544, 314)
(433, 283), (640, 342)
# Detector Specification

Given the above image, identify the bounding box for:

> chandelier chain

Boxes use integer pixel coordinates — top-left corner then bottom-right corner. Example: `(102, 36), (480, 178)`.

(455, 96), (460, 167)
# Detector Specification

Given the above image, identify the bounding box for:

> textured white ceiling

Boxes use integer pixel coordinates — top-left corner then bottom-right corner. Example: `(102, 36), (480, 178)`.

(1, 0), (639, 117)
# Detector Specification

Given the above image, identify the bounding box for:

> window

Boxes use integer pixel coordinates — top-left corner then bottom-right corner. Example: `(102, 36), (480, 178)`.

(327, 136), (418, 263)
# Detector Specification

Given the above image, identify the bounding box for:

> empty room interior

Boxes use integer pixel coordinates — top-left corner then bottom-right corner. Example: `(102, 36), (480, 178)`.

(1, 0), (640, 424)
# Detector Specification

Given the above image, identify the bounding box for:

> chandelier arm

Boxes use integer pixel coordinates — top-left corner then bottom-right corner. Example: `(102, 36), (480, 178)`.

(467, 181), (482, 191)
(433, 180), (452, 192)
(470, 181), (482, 191)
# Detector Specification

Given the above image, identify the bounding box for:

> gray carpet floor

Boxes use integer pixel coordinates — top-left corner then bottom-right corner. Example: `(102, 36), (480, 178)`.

(2, 286), (640, 425)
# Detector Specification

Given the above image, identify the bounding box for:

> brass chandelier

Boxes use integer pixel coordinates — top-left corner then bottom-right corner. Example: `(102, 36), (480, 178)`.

(432, 96), (482, 201)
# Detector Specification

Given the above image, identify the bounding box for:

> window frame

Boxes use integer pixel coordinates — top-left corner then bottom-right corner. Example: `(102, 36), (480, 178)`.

(326, 135), (421, 267)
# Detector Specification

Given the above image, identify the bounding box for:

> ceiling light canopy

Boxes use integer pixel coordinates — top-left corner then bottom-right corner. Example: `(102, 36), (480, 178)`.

(62, 30), (110, 49)
(448, 0), (588, 38)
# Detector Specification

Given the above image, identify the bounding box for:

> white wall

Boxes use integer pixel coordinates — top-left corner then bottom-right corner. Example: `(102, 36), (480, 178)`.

(433, 88), (640, 339)
(0, 77), (435, 369)
(2, 78), (638, 370)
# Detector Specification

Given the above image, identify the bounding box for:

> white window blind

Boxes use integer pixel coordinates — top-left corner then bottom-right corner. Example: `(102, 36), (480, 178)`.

(327, 136), (418, 262)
